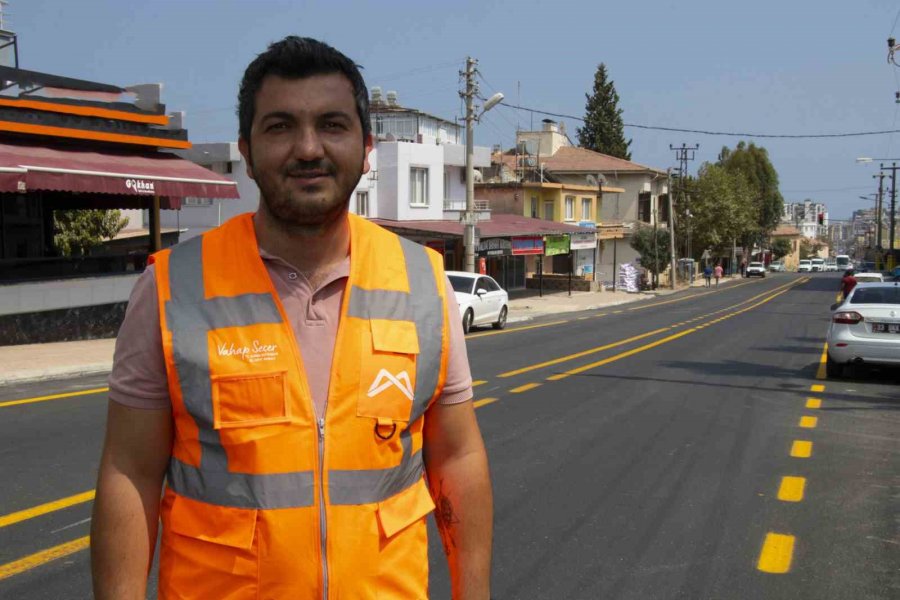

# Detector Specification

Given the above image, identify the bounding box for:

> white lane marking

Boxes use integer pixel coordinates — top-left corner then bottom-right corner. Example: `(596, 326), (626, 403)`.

(50, 517), (91, 534)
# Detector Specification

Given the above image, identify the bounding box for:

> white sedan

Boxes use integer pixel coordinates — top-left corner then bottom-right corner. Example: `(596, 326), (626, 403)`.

(446, 271), (509, 334)
(826, 282), (900, 377)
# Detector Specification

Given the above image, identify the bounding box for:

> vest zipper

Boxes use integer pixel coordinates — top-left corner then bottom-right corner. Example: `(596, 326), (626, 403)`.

(318, 417), (329, 600)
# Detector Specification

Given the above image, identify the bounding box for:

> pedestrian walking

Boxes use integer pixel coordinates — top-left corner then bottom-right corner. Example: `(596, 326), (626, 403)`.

(90, 36), (492, 600)
(704, 264), (713, 287)
(840, 268), (857, 301)
(714, 263), (724, 287)
(740, 259), (747, 278)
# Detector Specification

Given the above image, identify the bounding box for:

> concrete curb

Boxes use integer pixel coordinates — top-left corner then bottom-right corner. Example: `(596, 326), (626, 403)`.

(0, 363), (113, 386)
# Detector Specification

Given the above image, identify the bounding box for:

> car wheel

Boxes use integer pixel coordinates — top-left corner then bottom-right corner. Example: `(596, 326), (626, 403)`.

(462, 309), (473, 334)
(825, 353), (842, 379)
(493, 306), (508, 330)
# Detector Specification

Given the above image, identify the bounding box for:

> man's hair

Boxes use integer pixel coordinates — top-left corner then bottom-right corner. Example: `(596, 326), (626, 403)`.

(238, 36), (370, 143)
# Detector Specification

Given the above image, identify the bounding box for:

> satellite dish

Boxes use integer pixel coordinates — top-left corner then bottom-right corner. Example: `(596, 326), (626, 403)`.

(586, 174), (598, 187)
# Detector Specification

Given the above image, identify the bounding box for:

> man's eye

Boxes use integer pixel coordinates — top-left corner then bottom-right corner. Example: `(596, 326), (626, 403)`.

(323, 121), (346, 130)
(266, 122), (288, 132)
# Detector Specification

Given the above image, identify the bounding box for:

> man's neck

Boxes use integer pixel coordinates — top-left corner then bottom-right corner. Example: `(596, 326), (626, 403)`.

(252, 208), (350, 275)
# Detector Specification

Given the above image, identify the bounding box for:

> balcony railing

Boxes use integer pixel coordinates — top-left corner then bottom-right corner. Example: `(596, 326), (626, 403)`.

(443, 200), (489, 211)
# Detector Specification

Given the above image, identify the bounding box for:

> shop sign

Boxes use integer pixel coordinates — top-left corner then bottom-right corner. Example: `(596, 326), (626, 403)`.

(570, 231), (597, 250)
(477, 237), (512, 256)
(511, 236), (543, 255)
(544, 234), (570, 257)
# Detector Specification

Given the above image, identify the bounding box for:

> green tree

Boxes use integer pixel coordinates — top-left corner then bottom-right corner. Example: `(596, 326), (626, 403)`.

(771, 238), (792, 259)
(630, 224), (672, 288)
(799, 238), (824, 260)
(577, 63), (632, 160)
(53, 209), (129, 257)
(717, 141), (784, 251)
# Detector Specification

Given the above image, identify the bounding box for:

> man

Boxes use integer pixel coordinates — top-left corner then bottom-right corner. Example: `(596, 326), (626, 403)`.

(91, 36), (492, 600)
(840, 268), (857, 301)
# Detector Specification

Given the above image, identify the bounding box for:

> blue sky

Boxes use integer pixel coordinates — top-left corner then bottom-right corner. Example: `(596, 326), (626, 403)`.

(8, 0), (900, 220)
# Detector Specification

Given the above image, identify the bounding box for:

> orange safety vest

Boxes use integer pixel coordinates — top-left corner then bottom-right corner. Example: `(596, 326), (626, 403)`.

(151, 213), (450, 599)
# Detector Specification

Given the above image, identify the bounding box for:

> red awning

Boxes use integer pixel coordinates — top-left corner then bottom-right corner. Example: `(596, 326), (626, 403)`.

(0, 140), (239, 199)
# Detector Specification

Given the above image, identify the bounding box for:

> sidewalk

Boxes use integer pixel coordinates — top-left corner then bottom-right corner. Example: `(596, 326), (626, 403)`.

(0, 276), (744, 385)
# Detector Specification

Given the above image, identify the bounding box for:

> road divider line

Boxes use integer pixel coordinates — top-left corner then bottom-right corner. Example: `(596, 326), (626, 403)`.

(810, 384), (825, 393)
(757, 532), (795, 574)
(777, 476), (806, 502)
(498, 328), (671, 378)
(472, 380), (487, 387)
(805, 398), (822, 409)
(0, 490), (95, 529)
(467, 320), (569, 339)
(816, 343), (828, 380)
(510, 383), (541, 393)
(799, 416), (818, 429)
(624, 278), (757, 313)
(790, 440), (813, 458)
(473, 397), (498, 408)
(547, 328), (698, 381)
(0, 387), (109, 409)
(0, 535), (90, 581)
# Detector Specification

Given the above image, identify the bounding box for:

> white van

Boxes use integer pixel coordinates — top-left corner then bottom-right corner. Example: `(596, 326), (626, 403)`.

(810, 258), (825, 272)
(835, 255), (852, 270)
(798, 259), (812, 272)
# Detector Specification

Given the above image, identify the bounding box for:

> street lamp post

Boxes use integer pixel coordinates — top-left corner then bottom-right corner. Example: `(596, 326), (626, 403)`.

(462, 57), (503, 273)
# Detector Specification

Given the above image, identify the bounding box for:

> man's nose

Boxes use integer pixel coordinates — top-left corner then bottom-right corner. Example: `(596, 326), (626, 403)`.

(291, 125), (325, 161)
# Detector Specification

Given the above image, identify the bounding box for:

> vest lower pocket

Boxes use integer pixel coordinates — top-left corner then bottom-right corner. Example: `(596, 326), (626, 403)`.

(212, 371), (291, 429)
(376, 477), (435, 539)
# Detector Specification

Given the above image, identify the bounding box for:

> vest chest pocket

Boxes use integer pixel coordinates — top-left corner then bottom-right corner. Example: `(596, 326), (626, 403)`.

(358, 319), (419, 426)
(212, 371), (291, 429)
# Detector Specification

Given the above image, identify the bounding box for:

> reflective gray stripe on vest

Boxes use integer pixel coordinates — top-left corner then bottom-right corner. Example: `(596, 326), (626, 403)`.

(165, 237), (314, 509)
(329, 429), (424, 505)
(168, 458), (316, 509)
(347, 237), (445, 423)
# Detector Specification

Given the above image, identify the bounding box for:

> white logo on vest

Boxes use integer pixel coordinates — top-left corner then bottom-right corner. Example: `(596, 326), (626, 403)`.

(367, 369), (414, 402)
(217, 340), (279, 363)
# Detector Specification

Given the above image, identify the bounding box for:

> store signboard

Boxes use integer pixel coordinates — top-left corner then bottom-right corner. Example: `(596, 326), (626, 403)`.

(511, 236), (544, 255)
(544, 234), (570, 257)
(477, 237), (512, 256)
(570, 231), (597, 250)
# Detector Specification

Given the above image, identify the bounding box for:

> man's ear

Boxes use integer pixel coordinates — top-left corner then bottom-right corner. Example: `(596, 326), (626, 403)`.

(238, 137), (255, 180)
(361, 133), (375, 174)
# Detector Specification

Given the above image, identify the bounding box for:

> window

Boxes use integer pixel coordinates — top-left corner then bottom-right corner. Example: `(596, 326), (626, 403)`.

(410, 167), (429, 206)
(356, 191), (369, 217)
(530, 196), (538, 218)
(543, 201), (554, 221)
(638, 192), (652, 223)
(658, 194), (669, 224)
(565, 196), (575, 221)
(581, 198), (592, 221)
(444, 168), (451, 201)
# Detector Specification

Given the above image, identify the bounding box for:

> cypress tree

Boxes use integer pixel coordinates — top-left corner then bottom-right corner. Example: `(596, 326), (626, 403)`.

(577, 63), (632, 160)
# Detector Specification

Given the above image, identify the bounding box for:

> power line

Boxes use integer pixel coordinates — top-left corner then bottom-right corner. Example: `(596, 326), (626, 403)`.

(499, 101), (900, 139)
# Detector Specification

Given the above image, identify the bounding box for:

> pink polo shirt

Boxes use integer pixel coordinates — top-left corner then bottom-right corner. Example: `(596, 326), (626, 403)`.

(109, 250), (473, 416)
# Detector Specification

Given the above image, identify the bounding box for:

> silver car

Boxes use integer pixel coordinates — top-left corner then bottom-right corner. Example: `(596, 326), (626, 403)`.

(826, 282), (900, 377)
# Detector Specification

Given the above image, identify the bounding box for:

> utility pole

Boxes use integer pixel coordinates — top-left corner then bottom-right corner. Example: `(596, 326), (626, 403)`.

(670, 143), (699, 280)
(462, 57), (477, 273)
(667, 169), (676, 289)
(884, 162), (898, 265)
(874, 170), (885, 250)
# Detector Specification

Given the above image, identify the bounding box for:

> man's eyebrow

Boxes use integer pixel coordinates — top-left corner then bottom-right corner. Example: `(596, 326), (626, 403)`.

(320, 111), (353, 121)
(258, 111), (295, 122)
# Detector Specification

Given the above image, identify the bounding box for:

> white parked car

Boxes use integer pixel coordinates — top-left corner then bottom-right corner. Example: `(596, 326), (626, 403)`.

(825, 259), (838, 272)
(810, 258), (825, 272)
(446, 271), (509, 333)
(746, 261), (766, 277)
(854, 273), (885, 283)
(798, 259), (812, 272)
(826, 282), (900, 377)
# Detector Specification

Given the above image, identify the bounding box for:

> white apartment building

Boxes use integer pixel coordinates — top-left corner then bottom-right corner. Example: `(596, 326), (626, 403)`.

(782, 200), (828, 240)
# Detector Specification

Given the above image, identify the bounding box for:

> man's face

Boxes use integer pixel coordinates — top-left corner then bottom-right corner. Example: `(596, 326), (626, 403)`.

(239, 73), (373, 228)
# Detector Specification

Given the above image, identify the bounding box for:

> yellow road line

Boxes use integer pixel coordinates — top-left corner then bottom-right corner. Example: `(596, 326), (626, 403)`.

(0, 490), (95, 529)
(805, 398), (822, 409)
(799, 416), (818, 429)
(777, 476), (806, 502)
(0, 387), (109, 409)
(472, 380), (487, 387)
(816, 344), (828, 380)
(547, 328), (697, 381)
(810, 384), (825, 393)
(791, 440), (813, 458)
(0, 535), (90, 581)
(510, 383), (541, 394)
(623, 278), (757, 313)
(473, 397), (498, 408)
(467, 320), (569, 339)
(498, 328), (671, 378)
(757, 532), (795, 574)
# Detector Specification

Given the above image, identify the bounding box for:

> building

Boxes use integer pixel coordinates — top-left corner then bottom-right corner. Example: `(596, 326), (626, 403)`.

(781, 200), (828, 240)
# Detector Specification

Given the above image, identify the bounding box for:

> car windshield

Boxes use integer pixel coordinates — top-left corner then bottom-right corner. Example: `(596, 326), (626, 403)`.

(855, 275), (882, 283)
(800, 260), (810, 264)
(448, 275), (474, 294)
(849, 287), (900, 304)
(749, 262), (763, 267)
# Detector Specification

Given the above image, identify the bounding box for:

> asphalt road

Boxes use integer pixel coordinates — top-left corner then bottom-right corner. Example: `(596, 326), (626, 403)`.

(1, 273), (897, 599)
